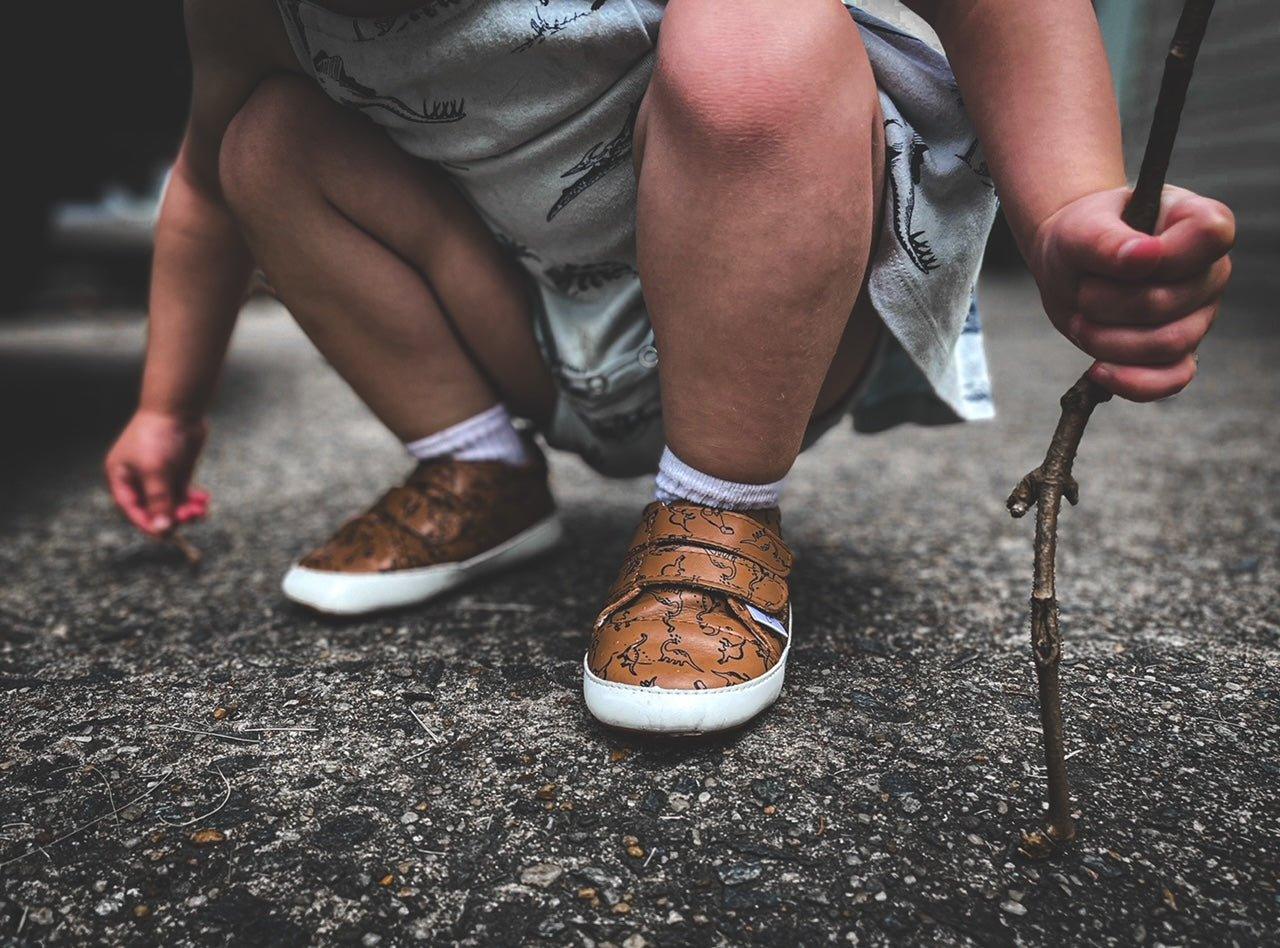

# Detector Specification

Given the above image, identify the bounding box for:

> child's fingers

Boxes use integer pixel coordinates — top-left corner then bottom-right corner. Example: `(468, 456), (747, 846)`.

(1070, 303), (1216, 366)
(1090, 353), (1198, 403)
(1075, 256), (1230, 326)
(175, 500), (208, 524)
(139, 471), (177, 535)
(106, 465), (155, 535)
(1044, 189), (1167, 278)
(176, 486), (211, 523)
(1150, 192), (1235, 282)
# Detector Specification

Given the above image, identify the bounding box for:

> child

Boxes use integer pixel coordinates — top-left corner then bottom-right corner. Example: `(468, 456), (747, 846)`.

(105, 0), (1233, 734)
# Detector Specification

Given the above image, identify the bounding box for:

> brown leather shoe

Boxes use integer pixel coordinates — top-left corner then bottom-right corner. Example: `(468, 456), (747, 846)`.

(281, 451), (562, 615)
(583, 501), (793, 734)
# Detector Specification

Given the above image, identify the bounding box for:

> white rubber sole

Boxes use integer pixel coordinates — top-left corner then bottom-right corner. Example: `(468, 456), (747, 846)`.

(582, 610), (791, 735)
(281, 516), (564, 616)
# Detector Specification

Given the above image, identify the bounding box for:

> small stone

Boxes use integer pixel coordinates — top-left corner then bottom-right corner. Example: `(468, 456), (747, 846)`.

(901, 798), (922, 814)
(763, 805), (777, 815)
(967, 833), (985, 847)
(520, 863), (563, 888)
(213, 707), (229, 720)
(379, 874), (395, 887)
(577, 886), (598, 901)
(622, 835), (639, 847)
(623, 935), (648, 948)
(610, 749), (630, 763)
(697, 791), (711, 803)
(362, 935), (382, 947)
(536, 783), (556, 800)
(401, 812), (419, 824)
(1001, 900), (1027, 917)
(132, 905), (151, 920)
(190, 828), (225, 845)
(718, 863), (763, 885)
(626, 845), (646, 859)
(612, 902), (632, 915)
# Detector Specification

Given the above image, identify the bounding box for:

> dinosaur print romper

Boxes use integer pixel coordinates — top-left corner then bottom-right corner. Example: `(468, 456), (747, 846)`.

(273, 0), (999, 475)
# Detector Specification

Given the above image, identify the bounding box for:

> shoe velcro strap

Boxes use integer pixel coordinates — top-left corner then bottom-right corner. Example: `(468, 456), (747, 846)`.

(626, 502), (793, 576)
(601, 543), (789, 617)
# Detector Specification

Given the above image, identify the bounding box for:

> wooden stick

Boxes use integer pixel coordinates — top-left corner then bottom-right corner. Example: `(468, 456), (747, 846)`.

(1007, 0), (1216, 855)
(166, 531), (204, 568)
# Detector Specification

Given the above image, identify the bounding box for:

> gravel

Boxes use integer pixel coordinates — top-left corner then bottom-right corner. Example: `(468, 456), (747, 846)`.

(1, 274), (1277, 945)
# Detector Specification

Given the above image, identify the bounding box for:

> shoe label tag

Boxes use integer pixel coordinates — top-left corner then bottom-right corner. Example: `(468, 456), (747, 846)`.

(746, 604), (789, 639)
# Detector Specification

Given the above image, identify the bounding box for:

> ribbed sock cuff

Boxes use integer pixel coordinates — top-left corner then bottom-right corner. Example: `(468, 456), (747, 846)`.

(404, 405), (531, 466)
(654, 447), (786, 510)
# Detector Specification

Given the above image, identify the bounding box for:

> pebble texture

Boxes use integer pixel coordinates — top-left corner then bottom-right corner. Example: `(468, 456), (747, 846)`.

(1, 275), (1277, 945)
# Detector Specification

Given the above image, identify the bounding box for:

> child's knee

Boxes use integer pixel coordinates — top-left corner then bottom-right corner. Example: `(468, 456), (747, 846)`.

(649, 0), (873, 154)
(218, 75), (321, 213)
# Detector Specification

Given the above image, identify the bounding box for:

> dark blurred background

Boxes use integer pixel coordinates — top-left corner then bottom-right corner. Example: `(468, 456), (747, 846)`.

(6, 3), (189, 311)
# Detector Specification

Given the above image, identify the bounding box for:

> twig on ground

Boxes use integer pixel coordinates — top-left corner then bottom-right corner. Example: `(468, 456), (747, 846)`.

(83, 765), (121, 826)
(1007, 0), (1217, 855)
(232, 725), (319, 734)
(0, 771), (173, 869)
(160, 767), (232, 827)
(405, 703), (443, 745)
(165, 531), (203, 568)
(155, 724), (261, 745)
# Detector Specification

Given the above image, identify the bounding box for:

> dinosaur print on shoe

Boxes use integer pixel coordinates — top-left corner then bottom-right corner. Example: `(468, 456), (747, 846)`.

(282, 449), (562, 615)
(583, 502), (794, 734)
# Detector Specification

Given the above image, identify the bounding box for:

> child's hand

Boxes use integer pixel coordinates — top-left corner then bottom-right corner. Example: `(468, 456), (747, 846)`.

(105, 409), (210, 537)
(1028, 185), (1234, 402)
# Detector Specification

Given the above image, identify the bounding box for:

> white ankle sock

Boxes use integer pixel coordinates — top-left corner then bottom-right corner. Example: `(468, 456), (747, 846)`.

(654, 447), (786, 510)
(404, 405), (531, 466)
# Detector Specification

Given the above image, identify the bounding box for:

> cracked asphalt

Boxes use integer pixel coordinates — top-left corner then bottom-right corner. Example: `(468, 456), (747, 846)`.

(1, 273), (1277, 946)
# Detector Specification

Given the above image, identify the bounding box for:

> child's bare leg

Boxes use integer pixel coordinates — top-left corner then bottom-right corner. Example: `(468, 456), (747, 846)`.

(634, 0), (883, 484)
(218, 76), (556, 439)
(584, 2), (885, 732)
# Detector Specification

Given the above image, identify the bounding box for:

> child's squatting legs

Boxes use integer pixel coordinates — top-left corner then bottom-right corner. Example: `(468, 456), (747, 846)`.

(218, 75), (557, 437)
(584, 0), (886, 734)
(220, 76), (563, 614)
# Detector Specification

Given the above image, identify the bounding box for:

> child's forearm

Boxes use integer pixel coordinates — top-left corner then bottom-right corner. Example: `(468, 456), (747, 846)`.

(914, 0), (1127, 255)
(139, 148), (254, 420)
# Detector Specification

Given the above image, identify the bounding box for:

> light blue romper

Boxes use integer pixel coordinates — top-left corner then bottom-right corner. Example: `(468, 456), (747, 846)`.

(274, 0), (999, 475)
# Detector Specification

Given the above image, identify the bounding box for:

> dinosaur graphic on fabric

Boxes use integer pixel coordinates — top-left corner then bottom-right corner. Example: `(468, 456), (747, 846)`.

(313, 50), (465, 124)
(956, 139), (994, 189)
(512, 6), (591, 53)
(884, 118), (939, 274)
(546, 102), (639, 222)
(347, 0), (467, 40)
(544, 260), (635, 295)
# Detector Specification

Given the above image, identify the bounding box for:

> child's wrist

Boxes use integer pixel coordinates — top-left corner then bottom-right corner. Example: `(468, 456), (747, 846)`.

(136, 398), (207, 427)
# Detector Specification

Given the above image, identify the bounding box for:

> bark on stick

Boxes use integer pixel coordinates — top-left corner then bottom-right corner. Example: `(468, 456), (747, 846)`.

(1007, 0), (1217, 855)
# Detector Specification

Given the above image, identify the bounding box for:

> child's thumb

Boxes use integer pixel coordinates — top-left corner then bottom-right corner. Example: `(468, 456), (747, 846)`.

(1062, 214), (1163, 280)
